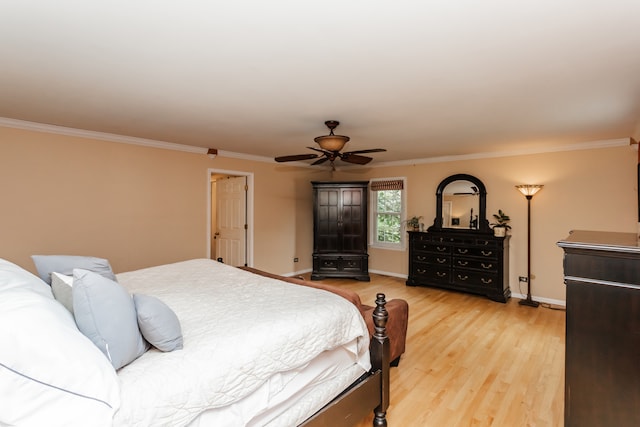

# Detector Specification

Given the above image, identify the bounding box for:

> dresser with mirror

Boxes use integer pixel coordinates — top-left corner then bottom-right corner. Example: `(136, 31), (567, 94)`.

(406, 174), (511, 302)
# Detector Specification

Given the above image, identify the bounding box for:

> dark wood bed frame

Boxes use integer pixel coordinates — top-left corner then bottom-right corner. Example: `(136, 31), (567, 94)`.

(299, 293), (390, 427)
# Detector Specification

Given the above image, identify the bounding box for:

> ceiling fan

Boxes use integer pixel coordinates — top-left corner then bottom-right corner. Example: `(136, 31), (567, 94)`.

(275, 120), (386, 169)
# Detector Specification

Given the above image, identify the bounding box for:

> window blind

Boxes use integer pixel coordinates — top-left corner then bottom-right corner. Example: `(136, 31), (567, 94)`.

(370, 179), (404, 191)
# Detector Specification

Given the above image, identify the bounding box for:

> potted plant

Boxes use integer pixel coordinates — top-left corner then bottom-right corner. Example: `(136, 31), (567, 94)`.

(404, 215), (423, 231)
(491, 209), (511, 237)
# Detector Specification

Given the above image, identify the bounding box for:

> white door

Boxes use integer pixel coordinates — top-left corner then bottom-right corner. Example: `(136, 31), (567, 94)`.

(215, 176), (247, 266)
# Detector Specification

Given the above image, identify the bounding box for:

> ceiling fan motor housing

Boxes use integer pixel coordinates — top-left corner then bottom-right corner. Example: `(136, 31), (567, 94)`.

(324, 120), (340, 131)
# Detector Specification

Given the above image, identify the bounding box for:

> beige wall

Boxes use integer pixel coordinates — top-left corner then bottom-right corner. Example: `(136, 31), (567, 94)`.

(2, 124), (636, 303)
(0, 126), (320, 276)
(337, 145), (637, 303)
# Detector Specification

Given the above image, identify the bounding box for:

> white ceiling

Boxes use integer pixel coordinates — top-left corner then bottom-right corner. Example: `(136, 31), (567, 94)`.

(1, 1), (639, 164)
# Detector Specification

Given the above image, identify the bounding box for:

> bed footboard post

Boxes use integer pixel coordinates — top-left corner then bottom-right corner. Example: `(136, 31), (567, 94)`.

(370, 293), (390, 427)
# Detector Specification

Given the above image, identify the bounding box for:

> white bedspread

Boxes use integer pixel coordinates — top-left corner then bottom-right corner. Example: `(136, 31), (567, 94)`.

(114, 259), (370, 426)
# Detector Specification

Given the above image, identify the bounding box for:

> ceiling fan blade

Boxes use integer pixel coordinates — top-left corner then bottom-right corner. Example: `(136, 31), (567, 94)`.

(311, 157), (329, 165)
(343, 148), (386, 155)
(306, 146), (331, 154)
(340, 153), (373, 165)
(274, 154), (319, 162)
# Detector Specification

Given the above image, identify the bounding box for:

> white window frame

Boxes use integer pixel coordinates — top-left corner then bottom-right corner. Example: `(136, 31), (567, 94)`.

(369, 177), (407, 251)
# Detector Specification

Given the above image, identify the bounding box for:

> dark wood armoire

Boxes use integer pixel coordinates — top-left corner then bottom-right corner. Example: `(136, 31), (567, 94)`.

(311, 181), (370, 281)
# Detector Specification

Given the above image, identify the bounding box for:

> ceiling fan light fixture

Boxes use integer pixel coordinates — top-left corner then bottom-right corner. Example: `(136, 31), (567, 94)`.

(314, 134), (350, 152)
(274, 119), (385, 168)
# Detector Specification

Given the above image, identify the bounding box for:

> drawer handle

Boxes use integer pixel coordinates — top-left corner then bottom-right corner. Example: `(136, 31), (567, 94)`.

(437, 258), (447, 264)
(457, 274), (469, 281)
(481, 263), (493, 269)
(457, 260), (468, 266)
(479, 240), (489, 245)
(417, 268), (426, 274)
(437, 246), (447, 252)
(347, 261), (357, 267)
(457, 248), (468, 254)
(481, 250), (493, 256)
(417, 255), (426, 261)
(437, 272), (447, 277)
(481, 278), (493, 284)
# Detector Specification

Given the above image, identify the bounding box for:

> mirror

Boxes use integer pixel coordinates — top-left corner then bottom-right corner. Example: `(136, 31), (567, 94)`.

(428, 174), (491, 233)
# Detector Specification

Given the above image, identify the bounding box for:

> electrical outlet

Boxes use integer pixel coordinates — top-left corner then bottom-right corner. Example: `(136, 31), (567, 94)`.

(293, 257), (299, 262)
(519, 276), (528, 282)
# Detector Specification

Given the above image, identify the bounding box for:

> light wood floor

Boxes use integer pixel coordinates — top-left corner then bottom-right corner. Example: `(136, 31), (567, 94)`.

(302, 273), (565, 427)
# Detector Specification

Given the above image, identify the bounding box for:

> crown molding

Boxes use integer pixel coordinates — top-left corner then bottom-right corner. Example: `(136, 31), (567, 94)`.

(1, 117), (631, 166)
(0, 117), (285, 164)
(215, 149), (277, 163)
(372, 138), (631, 168)
(0, 117), (207, 154)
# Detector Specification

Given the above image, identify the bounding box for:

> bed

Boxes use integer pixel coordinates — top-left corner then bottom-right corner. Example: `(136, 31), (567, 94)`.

(0, 257), (391, 426)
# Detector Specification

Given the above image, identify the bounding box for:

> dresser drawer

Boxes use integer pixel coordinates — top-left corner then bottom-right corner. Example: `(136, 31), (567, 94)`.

(413, 242), (452, 254)
(315, 256), (340, 273)
(475, 238), (501, 247)
(414, 253), (450, 265)
(453, 257), (498, 272)
(411, 263), (450, 285)
(452, 270), (498, 287)
(340, 256), (365, 272)
(313, 255), (366, 272)
(452, 246), (499, 259)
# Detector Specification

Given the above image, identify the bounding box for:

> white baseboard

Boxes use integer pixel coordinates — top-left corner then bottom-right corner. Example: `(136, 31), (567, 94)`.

(369, 269), (408, 279)
(510, 292), (566, 307)
(283, 268), (407, 279)
(282, 268), (567, 307)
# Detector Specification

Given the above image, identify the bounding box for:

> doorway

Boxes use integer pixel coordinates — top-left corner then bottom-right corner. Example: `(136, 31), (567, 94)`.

(207, 169), (254, 267)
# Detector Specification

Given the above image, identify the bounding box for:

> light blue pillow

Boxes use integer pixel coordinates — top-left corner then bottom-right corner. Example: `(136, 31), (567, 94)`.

(32, 255), (117, 285)
(133, 294), (184, 352)
(72, 269), (148, 369)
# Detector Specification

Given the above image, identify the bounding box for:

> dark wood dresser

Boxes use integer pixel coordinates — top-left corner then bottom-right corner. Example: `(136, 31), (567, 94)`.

(406, 230), (510, 302)
(557, 230), (640, 427)
(311, 181), (369, 281)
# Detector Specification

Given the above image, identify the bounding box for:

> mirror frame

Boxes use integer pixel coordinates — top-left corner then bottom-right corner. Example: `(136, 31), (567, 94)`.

(428, 173), (492, 234)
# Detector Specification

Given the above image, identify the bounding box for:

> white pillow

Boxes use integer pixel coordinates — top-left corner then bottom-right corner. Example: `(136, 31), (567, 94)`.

(73, 269), (148, 370)
(51, 272), (74, 314)
(0, 288), (120, 427)
(0, 258), (52, 298)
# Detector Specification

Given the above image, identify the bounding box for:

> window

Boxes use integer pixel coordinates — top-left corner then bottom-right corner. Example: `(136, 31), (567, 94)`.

(370, 178), (406, 250)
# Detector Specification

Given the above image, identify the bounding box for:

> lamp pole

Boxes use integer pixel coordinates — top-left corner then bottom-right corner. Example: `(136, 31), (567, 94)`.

(519, 194), (539, 307)
(515, 184), (543, 308)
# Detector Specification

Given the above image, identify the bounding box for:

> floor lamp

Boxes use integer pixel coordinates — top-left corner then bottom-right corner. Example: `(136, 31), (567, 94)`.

(516, 184), (543, 307)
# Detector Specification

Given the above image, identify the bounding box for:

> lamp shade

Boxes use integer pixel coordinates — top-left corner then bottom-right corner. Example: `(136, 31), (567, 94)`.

(314, 134), (350, 152)
(516, 184), (543, 197)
